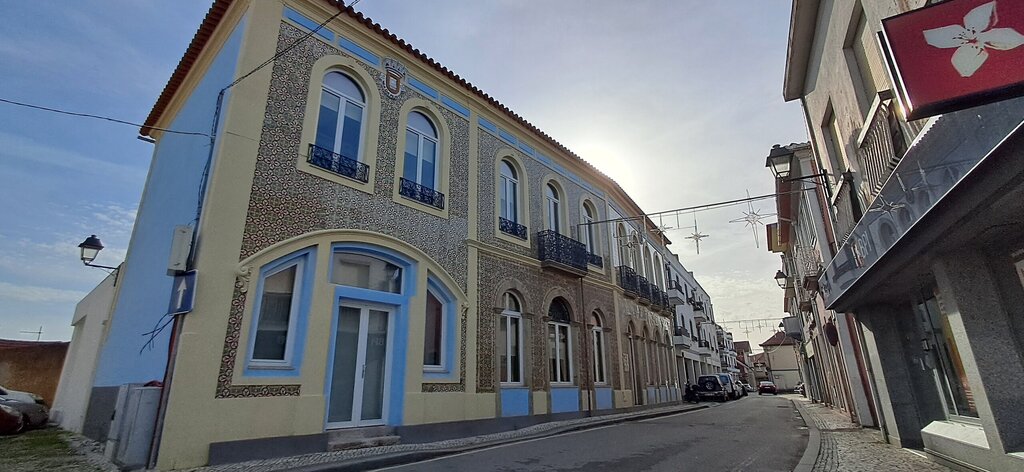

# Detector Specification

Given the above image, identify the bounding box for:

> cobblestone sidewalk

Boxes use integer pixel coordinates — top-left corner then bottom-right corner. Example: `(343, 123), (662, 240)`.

(794, 398), (951, 472)
(189, 402), (705, 472)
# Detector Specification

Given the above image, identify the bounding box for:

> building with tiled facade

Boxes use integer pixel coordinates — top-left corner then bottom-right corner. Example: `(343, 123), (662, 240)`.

(64, 1), (725, 468)
(777, 0), (1024, 470)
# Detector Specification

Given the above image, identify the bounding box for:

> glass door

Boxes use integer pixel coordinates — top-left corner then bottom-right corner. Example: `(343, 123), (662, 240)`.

(327, 303), (393, 428)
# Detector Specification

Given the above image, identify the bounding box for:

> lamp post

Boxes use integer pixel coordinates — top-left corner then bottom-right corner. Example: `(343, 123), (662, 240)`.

(774, 270), (789, 289)
(77, 235), (119, 270)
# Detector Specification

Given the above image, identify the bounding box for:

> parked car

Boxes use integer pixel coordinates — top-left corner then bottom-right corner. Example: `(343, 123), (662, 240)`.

(0, 399), (48, 434)
(734, 381), (748, 397)
(795, 382), (806, 396)
(696, 375), (730, 402)
(0, 385), (44, 405)
(758, 381), (778, 395)
(715, 373), (740, 399)
(741, 382), (754, 392)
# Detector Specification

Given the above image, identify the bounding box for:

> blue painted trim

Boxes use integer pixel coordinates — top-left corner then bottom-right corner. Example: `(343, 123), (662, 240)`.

(283, 7), (334, 42)
(321, 243), (417, 427)
(423, 277), (457, 380)
(338, 35), (380, 67)
(440, 95), (470, 117)
(244, 247), (317, 377)
(550, 387), (580, 413)
(595, 387), (613, 410)
(497, 129), (517, 145)
(517, 141), (535, 156)
(478, 117), (498, 133)
(500, 388), (530, 417)
(407, 76), (439, 99)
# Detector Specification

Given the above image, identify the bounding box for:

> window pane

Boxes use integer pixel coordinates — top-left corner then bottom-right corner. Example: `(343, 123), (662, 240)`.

(315, 92), (340, 151)
(339, 102), (362, 161)
(361, 309), (389, 421)
(408, 111), (436, 138)
(424, 291), (443, 367)
(253, 266), (296, 360)
(558, 325), (570, 383)
(920, 296), (978, 417)
(420, 140), (436, 188)
(509, 182), (517, 222)
(331, 252), (402, 293)
(510, 317), (521, 383)
(548, 325), (558, 382)
(500, 161), (516, 179)
(594, 331), (605, 383)
(403, 130), (419, 182)
(500, 177), (509, 220)
(499, 315), (509, 383)
(324, 72), (364, 102)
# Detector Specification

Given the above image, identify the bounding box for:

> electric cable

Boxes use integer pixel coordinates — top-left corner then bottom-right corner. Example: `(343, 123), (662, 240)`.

(0, 97), (210, 137)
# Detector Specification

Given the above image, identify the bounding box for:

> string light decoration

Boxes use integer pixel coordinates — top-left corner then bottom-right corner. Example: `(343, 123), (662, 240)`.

(729, 190), (775, 248)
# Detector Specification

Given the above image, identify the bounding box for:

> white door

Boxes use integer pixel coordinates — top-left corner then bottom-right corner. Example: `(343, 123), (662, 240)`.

(326, 303), (393, 428)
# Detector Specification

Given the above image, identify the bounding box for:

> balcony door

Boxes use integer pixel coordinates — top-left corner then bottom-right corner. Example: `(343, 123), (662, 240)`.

(326, 302), (394, 428)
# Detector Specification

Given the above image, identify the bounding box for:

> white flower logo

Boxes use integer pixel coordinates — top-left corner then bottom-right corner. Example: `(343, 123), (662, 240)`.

(923, 1), (1024, 77)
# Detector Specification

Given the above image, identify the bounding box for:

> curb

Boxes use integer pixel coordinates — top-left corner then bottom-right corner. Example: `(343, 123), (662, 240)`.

(287, 403), (709, 472)
(792, 399), (820, 472)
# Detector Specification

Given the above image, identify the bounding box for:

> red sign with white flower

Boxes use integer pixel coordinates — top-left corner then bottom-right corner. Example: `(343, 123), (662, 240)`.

(881, 0), (1024, 119)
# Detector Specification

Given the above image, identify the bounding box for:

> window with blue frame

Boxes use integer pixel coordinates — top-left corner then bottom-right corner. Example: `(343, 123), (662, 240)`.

(423, 276), (455, 376)
(247, 248), (315, 372)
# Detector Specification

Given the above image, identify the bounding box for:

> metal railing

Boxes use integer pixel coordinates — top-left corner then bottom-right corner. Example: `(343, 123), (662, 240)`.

(399, 178), (445, 210)
(308, 144), (370, 183)
(498, 217), (528, 240)
(616, 266), (639, 294)
(536, 230), (588, 273)
(587, 252), (603, 268)
(832, 178), (861, 246)
(637, 275), (653, 301)
(856, 99), (907, 203)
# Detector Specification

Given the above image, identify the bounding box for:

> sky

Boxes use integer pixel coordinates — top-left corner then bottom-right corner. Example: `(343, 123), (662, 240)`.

(0, 0), (807, 348)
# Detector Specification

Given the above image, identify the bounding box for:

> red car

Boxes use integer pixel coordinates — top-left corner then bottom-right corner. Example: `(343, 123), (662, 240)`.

(758, 381), (778, 395)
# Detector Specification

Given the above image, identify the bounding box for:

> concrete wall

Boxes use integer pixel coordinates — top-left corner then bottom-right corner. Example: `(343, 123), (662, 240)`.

(52, 272), (117, 433)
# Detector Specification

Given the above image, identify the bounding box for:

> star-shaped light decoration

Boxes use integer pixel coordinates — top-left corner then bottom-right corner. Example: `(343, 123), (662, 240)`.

(685, 229), (709, 255)
(729, 192), (775, 248)
(868, 195), (907, 218)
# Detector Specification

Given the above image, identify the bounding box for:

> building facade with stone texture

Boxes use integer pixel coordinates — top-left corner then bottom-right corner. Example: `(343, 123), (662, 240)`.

(73, 1), (720, 468)
(782, 0), (1024, 470)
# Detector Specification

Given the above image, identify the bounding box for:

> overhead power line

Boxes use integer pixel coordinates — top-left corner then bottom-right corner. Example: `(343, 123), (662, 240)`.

(0, 97), (210, 138)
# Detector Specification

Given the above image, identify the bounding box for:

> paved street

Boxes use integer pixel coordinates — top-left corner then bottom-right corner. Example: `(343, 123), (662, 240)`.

(374, 396), (807, 472)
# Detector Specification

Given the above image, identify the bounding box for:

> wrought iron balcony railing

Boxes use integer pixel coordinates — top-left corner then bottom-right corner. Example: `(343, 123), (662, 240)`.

(536, 230), (588, 274)
(637, 275), (652, 301)
(616, 266), (639, 295)
(308, 144), (370, 183)
(587, 252), (603, 268)
(498, 217), (528, 240)
(832, 177), (863, 246)
(399, 177), (445, 210)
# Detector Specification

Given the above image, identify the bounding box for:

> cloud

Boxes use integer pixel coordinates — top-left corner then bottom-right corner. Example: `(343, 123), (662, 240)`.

(0, 281), (87, 304)
(0, 131), (147, 183)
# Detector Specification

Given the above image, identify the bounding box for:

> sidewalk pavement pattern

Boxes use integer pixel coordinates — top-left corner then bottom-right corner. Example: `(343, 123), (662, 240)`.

(191, 402), (707, 472)
(793, 398), (951, 472)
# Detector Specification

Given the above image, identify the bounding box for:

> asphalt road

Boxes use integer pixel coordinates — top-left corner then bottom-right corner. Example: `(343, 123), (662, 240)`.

(373, 394), (808, 472)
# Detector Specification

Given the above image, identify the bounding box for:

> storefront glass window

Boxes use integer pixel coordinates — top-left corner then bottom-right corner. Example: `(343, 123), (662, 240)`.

(917, 292), (978, 418)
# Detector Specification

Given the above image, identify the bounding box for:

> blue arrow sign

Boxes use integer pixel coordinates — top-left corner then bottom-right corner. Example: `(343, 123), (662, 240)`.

(168, 270), (197, 315)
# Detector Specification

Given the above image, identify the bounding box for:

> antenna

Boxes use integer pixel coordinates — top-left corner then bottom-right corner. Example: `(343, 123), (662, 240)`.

(20, 326), (43, 342)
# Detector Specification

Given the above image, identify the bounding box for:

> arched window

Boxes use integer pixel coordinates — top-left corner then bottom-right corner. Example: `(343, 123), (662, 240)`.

(582, 201), (597, 255)
(548, 298), (572, 384)
(499, 292), (523, 385)
(616, 224), (629, 267)
(315, 72), (365, 161)
(545, 183), (561, 233)
(642, 246), (653, 281)
(590, 312), (606, 384)
(403, 111), (439, 189)
(654, 254), (664, 289)
(499, 160), (520, 223)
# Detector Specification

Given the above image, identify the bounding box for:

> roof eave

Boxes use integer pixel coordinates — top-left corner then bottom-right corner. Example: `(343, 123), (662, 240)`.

(782, 0), (821, 102)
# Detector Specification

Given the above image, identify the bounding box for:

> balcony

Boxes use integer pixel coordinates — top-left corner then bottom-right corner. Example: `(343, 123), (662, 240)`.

(831, 175), (862, 246)
(651, 286), (669, 311)
(399, 178), (445, 210)
(667, 282), (686, 305)
(498, 217), (528, 240)
(636, 275), (652, 304)
(855, 93), (917, 202)
(537, 230), (588, 276)
(616, 266), (639, 297)
(673, 335), (692, 349)
(308, 144), (369, 183)
(692, 301), (708, 322)
(587, 252), (603, 268)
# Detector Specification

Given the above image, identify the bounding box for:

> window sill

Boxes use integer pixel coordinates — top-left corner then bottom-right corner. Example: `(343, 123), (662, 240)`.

(391, 189), (450, 219)
(495, 225), (531, 248)
(297, 160), (375, 195)
(500, 383), (526, 389)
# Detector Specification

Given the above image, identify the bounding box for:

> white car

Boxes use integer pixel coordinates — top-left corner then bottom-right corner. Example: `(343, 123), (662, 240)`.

(0, 385), (44, 405)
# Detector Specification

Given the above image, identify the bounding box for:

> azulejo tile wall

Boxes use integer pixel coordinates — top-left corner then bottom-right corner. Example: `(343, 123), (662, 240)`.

(217, 23), (471, 399)
(474, 251), (618, 394)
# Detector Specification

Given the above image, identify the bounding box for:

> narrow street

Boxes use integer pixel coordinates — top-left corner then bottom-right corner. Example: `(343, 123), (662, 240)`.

(374, 395), (807, 472)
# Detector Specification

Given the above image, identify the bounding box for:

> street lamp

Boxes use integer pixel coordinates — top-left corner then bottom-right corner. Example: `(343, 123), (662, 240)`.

(765, 144), (794, 179)
(78, 235), (119, 270)
(774, 270), (789, 289)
